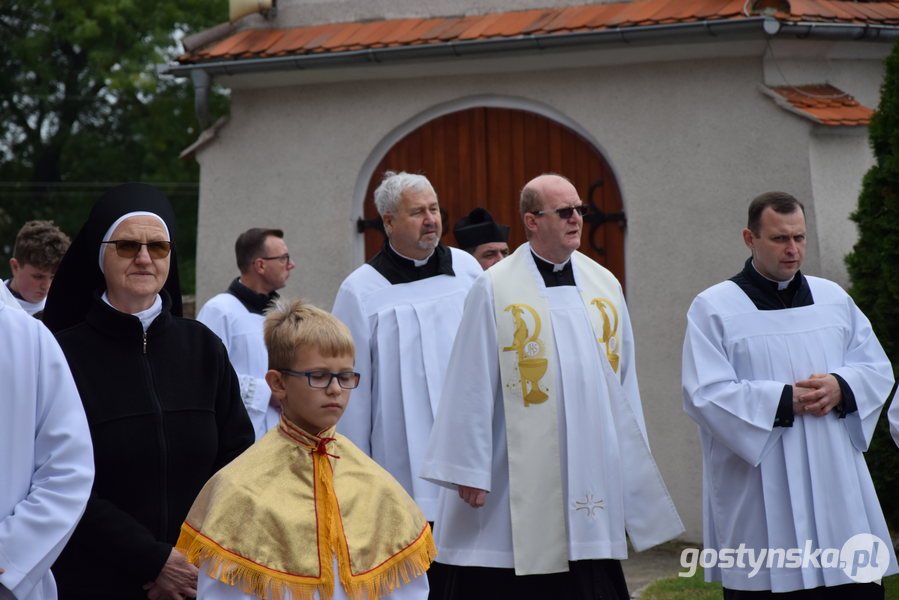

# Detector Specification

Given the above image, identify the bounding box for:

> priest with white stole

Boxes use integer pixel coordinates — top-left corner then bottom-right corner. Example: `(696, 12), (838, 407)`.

(420, 173), (684, 600)
(682, 191), (898, 600)
(331, 171), (482, 594)
(0, 283), (94, 600)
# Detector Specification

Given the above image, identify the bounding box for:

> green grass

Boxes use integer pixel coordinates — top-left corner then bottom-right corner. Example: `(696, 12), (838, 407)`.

(639, 568), (899, 600)
(639, 567), (721, 600)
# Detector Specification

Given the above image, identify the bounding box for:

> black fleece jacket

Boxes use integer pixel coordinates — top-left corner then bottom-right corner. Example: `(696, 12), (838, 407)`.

(52, 292), (254, 599)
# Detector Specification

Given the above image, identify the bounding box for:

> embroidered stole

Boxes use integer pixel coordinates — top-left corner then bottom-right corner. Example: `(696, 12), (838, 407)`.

(490, 244), (624, 575)
(176, 417), (435, 600)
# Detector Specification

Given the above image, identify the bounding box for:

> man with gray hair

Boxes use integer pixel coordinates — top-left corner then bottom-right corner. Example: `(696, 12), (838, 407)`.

(332, 170), (481, 525)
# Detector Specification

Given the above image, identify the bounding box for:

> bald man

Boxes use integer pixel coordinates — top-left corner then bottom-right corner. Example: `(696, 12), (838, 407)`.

(421, 174), (683, 600)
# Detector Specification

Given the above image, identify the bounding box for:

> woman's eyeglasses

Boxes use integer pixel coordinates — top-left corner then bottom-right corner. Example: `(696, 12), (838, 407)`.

(101, 240), (173, 259)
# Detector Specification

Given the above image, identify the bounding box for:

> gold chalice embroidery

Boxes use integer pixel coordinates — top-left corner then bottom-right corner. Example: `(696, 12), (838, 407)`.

(503, 303), (548, 406)
(590, 298), (620, 372)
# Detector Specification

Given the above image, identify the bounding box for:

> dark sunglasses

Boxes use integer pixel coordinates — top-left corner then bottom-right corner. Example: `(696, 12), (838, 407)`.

(530, 205), (590, 219)
(101, 240), (173, 259)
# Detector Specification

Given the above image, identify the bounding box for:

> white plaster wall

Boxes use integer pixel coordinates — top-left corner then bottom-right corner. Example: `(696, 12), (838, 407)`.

(759, 39), (883, 289)
(194, 44), (887, 544)
(763, 40), (889, 109)
(195, 85), (366, 310)
(808, 130), (874, 290)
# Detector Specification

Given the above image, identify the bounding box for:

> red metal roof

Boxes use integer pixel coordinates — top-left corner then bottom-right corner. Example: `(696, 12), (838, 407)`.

(178, 0), (899, 64)
(764, 84), (875, 125)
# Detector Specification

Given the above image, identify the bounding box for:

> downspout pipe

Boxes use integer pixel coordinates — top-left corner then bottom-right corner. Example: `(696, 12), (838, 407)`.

(190, 68), (211, 130)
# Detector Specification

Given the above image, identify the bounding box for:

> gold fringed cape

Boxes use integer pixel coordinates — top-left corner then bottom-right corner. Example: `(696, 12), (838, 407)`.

(176, 416), (435, 600)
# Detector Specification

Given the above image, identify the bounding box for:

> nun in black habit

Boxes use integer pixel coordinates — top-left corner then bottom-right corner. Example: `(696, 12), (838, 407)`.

(44, 183), (254, 600)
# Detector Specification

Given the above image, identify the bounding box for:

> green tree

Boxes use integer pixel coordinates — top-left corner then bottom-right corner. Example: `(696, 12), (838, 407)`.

(845, 38), (899, 532)
(0, 0), (229, 294)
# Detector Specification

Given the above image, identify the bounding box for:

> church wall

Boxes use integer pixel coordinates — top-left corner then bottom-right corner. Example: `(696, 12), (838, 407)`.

(808, 131), (874, 290)
(193, 44), (887, 543)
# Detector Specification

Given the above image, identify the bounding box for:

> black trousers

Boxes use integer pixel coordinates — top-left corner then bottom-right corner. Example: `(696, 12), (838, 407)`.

(439, 559), (630, 600)
(723, 582), (884, 600)
(427, 560), (449, 600)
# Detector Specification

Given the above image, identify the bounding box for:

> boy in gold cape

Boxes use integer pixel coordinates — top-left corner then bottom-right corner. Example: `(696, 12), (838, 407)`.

(177, 300), (434, 600)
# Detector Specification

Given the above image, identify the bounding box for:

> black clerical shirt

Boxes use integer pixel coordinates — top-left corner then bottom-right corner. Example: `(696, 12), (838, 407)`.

(729, 257), (812, 310)
(531, 251), (575, 287)
(367, 242), (455, 285)
(227, 278), (279, 315)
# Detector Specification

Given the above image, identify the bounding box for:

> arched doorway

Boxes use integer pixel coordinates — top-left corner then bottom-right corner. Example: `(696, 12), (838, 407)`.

(360, 107), (627, 287)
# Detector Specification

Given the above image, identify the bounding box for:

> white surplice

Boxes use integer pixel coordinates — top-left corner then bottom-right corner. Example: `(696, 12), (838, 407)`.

(420, 251), (683, 569)
(2, 279), (44, 316)
(198, 293), (279, 440)
(197, 559), (429, 600)
(331, 248), (481, 520)
(0, 296), (94, 600)
(682, 276), (898, 592)
(889, 388), (899, 448)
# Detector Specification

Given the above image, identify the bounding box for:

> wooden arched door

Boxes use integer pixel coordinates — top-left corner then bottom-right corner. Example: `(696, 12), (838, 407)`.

(360, 107), (626, 287)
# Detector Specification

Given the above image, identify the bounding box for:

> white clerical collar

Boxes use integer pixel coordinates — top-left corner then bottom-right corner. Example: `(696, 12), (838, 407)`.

(102, 292), (163, 331)
(531, 249), (571, 272)
(751, 260), (794, 290)
(389, 242), (433, 267)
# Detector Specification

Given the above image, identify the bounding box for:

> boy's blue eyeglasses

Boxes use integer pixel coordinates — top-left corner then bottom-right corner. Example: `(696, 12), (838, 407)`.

(278, 369), (361, 389)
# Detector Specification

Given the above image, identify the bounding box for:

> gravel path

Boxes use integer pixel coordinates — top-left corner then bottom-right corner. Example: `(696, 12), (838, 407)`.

(622, 540), (697, 598)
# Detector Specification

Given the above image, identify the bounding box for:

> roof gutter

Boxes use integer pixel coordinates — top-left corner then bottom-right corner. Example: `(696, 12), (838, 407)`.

(165, 16), (899, 127)
(772, 21), (899, 40)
